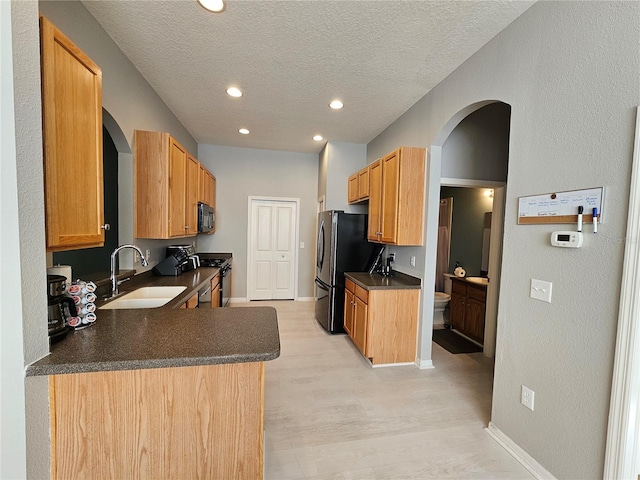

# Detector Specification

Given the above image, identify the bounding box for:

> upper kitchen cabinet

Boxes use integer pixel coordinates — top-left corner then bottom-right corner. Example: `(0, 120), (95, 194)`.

(199, 165), (217, 234)
(367, 147), (425, 245)
(199, 164), (216, 209)
(40, 16), (105, 252)
(134, 130), (199, 239)
(347, 165), (370, 204)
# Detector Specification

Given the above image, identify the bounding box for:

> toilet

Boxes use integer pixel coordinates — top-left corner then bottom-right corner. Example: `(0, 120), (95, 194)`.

(433, 274), (455, 328)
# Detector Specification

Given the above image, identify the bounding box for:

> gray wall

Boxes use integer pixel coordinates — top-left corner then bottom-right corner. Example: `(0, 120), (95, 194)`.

(5, 1), (50, 477)
(440, 187), (493, 277)
(441, 102), (510, 181)
(318, 141), (368, 213)
(367, 2), (640, 477)
(196, 144), (318, 299)
(38, 0), (200, 272)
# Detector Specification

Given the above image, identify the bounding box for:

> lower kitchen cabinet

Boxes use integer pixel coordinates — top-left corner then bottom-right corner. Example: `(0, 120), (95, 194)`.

(211, 273), (221, 308)
(450, 278), (487, 344)
(180, 292), (198, 309)
(344, 280), (419, 365)
(49, 363), (265, 479)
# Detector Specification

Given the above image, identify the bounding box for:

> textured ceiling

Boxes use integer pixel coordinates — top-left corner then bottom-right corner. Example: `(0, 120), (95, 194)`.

(83, 0), (534, 153)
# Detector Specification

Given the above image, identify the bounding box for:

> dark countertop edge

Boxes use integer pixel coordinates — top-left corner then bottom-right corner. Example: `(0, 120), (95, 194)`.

(25, 350), (281, 377)
(30, 259), (284, 377)
(345, 271), (422, 290)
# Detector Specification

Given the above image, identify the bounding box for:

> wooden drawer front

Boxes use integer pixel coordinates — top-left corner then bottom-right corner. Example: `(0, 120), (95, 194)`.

(354, 284), (368, 303)
(451, 279), (467, 296)
(468, 284), (486, 302)
(345, 278), (355, 293)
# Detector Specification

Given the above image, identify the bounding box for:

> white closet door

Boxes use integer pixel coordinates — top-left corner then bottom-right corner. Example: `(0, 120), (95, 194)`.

(249, 199), (296, 300)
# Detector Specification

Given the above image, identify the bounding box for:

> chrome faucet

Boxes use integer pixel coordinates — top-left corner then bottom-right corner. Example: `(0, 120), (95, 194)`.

(110, 244), (148, 298)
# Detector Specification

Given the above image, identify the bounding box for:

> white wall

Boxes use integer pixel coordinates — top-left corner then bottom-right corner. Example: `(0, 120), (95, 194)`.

(197, 144), (318, 299)
(367, 2), (640, 477)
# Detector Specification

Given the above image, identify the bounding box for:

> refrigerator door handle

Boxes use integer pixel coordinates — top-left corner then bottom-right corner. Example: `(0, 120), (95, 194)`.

(315, 277), (330, 289)
(317, 219), (325, 271)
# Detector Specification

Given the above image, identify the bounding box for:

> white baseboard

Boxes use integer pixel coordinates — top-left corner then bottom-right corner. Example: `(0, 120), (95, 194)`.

(229, 297), (248, 303)
(416, 358), (434, 369)
(296, 297), (314, 302)
(371, 361), (415, 368)
(485, 422), (556, 480)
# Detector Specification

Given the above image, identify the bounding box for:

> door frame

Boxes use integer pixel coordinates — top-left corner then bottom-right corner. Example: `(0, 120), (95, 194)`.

(246, 196), (300, 301)
(440, 178), (506, 358)
(604, 106), (640, 478)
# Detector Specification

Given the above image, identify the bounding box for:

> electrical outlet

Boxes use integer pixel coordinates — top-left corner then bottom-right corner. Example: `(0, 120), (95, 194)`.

(300, 242), (305, 249)
(389, 252), (396, 261)
(145, 249), (151, 263)
(410, 256), (416, 267)
(521, 385), (535, 411)
(134, 251), (140, 263)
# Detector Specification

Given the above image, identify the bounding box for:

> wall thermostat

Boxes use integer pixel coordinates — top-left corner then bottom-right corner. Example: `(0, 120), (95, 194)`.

(551, 231), (583, 248)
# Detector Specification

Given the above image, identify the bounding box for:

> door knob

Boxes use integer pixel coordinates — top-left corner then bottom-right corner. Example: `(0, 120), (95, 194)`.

(101, 224), (111, 230)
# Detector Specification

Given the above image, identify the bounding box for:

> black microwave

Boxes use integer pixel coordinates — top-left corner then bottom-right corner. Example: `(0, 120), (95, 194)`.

(198, 202), (215, 233)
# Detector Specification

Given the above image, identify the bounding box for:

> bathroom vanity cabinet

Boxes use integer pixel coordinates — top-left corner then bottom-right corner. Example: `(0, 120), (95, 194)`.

(450, 278), (486, 344)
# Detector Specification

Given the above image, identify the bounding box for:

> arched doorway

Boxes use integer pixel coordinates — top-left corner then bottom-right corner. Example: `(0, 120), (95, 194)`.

(418, 100), (511, 366)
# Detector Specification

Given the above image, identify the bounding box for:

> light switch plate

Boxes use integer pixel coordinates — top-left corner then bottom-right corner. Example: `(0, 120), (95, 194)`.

(530, 279), (552, 303)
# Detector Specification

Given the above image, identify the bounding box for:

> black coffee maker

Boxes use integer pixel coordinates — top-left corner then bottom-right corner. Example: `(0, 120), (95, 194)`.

(47, 274), (73, 343)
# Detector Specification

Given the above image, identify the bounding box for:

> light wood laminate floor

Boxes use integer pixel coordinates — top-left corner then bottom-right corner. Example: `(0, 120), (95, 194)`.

(237, 300), (533, 479)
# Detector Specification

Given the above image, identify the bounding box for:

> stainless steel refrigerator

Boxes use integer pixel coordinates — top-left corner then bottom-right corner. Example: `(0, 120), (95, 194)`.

(314, 211), (378, 333)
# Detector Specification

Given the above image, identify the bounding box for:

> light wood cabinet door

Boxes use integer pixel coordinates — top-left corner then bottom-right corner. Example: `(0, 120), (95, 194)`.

(168, 139), (188, 237)
(40, 16), (104, 252)
(365, 147), (425, 246)
(380, 151), (400, 244)
(185, 154), (199, 236)
(344, 288), (354, 335)
(348, 173), (359, 203)
(352, 296), (368, 355)
(134, 130), (202, 239)
(358, 168), (370, 200)
(180, 292), (198, 309)
(211, 274), (221, 308)
(199, 164), (209, 204)
(367, 159), (383, 241)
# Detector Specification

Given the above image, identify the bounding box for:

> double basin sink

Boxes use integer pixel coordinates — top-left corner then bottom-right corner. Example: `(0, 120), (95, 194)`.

(99, 286), (187, 310)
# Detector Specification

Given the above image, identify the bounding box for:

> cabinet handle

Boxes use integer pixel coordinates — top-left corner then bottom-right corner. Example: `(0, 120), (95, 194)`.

(101, 224), (111, 231)
(185, 225), (190, 229)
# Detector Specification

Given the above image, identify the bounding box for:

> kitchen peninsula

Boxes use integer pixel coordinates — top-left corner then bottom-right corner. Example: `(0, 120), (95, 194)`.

(27, 268), (280, 480)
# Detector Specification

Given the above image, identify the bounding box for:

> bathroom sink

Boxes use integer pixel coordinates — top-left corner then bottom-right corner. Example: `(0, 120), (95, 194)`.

(100, 286), (187, 309)
(465, 277), (489, 286)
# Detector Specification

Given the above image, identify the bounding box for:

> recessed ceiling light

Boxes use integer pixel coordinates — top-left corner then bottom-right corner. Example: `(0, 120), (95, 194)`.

(329, 100), (344, 110)
(198, 0), (225, 13)
(239, 128), (250, 135)
(313, 135), (324, 141)
(226, 87), (242, 98)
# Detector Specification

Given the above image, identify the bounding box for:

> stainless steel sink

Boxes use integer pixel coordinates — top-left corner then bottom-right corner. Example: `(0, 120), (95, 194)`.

(100, 286), (187, 310)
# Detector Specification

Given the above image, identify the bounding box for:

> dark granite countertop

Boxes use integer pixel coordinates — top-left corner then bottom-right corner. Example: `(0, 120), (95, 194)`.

(27, 267), (280, 376)
(345, 271), (422, 290)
